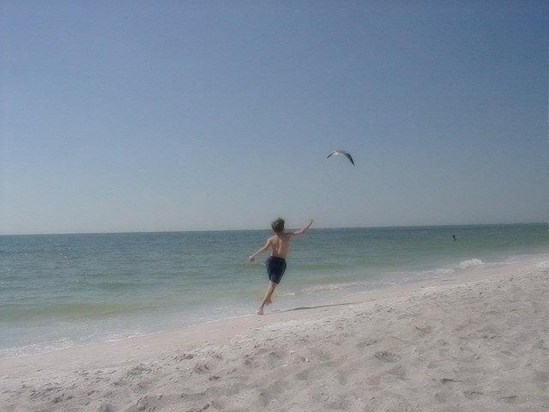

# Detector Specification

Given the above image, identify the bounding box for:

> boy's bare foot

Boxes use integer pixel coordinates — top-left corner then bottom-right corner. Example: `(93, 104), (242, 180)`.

(265, 297), (272, 306)
(257, 306), (264, 315)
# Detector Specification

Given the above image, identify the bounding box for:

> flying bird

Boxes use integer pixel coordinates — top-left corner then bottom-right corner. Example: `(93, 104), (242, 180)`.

(327, 150), (355, 165)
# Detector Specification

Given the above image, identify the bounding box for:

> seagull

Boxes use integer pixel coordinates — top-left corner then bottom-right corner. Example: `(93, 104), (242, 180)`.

(327, 150), (355, 165)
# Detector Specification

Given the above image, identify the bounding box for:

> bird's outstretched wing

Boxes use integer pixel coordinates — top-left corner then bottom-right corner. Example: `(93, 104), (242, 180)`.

(344, 153), (355, 165)
(327, 150), (355, 165)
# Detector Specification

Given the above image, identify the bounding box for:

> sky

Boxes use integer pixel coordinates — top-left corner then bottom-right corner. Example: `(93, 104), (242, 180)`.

(1, 1), (548, 234)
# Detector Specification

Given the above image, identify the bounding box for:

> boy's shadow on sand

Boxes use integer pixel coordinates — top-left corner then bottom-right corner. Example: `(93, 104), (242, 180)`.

(277, 302), (357, 312)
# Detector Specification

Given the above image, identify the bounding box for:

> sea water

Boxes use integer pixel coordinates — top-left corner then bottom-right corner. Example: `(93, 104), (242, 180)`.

(1, 224), (547, 357)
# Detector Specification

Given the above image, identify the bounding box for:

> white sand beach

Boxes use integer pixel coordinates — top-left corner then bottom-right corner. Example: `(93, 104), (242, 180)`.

(1, 257), (548, 412)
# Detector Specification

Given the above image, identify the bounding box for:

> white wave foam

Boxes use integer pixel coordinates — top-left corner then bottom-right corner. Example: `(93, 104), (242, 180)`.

(303, 282), (366, 294)
(458, 259), (484, 269)
(0, 337), (75, 358)
(535, 261), (549, 269)
(418, 268), (455, 277)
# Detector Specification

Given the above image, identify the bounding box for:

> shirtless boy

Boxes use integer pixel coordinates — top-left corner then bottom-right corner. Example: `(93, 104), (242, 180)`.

(248, 218), (314, 315)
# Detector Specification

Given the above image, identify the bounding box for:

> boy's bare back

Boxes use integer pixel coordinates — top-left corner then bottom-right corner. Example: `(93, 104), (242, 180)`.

(267, 232), (293, 259)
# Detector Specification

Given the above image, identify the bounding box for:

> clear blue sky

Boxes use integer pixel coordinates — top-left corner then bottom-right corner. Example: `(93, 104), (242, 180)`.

(1, 1), (547, 234)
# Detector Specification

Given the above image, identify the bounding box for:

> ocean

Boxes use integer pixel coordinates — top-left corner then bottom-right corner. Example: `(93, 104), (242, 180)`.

(1, 224), (547, 357)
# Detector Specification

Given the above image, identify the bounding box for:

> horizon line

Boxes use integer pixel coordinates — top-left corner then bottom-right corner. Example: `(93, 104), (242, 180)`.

(0, 221), (544, 237)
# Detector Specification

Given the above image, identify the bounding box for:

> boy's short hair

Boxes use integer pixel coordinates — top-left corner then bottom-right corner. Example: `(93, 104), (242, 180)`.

(271, 218), (285, 233)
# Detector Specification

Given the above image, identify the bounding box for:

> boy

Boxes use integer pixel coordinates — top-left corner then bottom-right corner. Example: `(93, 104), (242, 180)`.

(249, 218), (314, 315)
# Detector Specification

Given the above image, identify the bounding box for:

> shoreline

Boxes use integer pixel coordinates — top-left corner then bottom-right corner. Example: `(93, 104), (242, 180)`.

(1, 254), (539, 360)
(1, 255), (548, 411)
(3, 225), (547, 362)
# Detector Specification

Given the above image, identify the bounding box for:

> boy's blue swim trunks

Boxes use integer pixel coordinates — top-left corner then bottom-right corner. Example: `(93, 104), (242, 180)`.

(266, 256), (287, 284)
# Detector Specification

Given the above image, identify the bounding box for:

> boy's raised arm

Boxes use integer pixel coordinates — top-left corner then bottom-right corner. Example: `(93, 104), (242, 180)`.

(293, 219), (314, 237)
(249, 238), (272, 262)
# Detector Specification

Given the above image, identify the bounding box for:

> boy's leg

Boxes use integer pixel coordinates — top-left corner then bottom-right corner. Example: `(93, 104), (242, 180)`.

(265, 281), (276, 305)
(258, 281), (277, 315)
